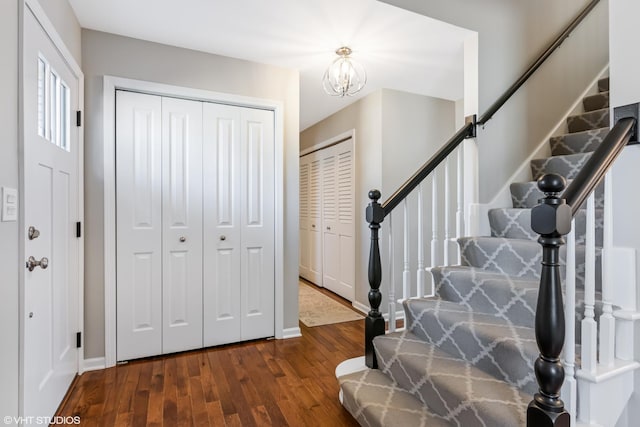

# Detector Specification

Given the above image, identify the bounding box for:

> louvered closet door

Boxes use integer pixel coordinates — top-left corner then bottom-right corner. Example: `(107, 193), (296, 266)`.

(116, 91), (163, 361)
(322, 139), (355, 301)
(161, 97), (203, 354)
(299, 155), (311, 280)
(307, 152), (323, 285)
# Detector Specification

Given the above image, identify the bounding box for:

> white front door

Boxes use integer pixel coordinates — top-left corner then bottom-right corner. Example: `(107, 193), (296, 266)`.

(22, 5), (81, 418)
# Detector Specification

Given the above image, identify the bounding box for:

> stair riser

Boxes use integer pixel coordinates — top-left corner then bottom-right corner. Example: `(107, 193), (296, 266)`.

(530, 153), (591, 181)
(582, 91), (609, 112)
(458, 237), (602, 291)
(567, 109), (609, 133)
(403, 301), (539, 396)
(489, 208), (604, 247)
(549, 128), (608, 156)
(374, 332), (529, 426)
(510, 181), (604, 209)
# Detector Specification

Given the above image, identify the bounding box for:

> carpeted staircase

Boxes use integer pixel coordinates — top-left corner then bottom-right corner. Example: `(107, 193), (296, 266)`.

(338, 77), (610, 426)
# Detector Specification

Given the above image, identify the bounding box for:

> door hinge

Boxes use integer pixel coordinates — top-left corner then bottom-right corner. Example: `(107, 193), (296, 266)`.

(76, 332), (82, 348)
(76, 221), (81, 238)
(76, 110), (82, 127)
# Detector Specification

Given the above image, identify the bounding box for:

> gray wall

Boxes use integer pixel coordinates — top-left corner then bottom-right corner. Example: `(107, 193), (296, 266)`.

(81, 30), (300, 358)
(300, 90), (455, 309)
(381, 0), (609, 203)
(0, 0), (20, 420)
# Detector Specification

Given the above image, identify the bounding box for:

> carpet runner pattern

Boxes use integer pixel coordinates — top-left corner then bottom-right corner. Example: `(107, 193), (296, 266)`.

(338, 77), (610, 426)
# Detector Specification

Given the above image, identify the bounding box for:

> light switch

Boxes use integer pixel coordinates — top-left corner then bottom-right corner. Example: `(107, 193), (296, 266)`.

(2, 187), (18, 222)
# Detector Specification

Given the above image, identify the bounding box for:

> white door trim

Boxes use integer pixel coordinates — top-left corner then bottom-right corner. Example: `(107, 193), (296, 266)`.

(103, 76), (285, 368)
(19, 0), (85, 412)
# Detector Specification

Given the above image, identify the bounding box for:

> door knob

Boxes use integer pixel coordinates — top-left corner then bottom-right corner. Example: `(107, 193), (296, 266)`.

(26, 256), (49, 271)
(326, 226), (331, 231)
(28, 226), (40, 240)
(220, 235), (226, 241)
(311, 224), (316, 228)
(179, 236), (186, 242)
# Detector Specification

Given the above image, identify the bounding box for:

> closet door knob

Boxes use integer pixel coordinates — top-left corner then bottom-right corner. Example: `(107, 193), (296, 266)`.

(220, 235), (226, 241)
(311, 224), (316, 228)
(326, 226), (331, 231)
(179, 236), (186, 242)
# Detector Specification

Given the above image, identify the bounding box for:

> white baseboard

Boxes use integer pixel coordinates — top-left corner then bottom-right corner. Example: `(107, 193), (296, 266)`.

(282, 327), (302, 339)
(82, 357), (106, 372)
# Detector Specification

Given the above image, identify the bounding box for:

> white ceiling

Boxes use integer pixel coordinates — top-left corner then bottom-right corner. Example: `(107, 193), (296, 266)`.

(68, 0), (473, 130)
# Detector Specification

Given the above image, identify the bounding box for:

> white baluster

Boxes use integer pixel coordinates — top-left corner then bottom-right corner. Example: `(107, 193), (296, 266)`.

(403, 199), (411, 301)
(581, 193), (597, 373)
(417, 183), (426, 297)
(388, 213), (395, 333)
(600, 172), (615, 366)
(562, 219), (577, 423)
(431, 173), (439, 271)
(456, 147), (464, 263)
(443, 158), (451, 265)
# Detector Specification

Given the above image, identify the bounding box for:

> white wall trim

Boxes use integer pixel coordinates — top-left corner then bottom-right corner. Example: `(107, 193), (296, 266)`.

(102, 76), (285, 367)
(281, 327), (302, 339)
(300, 129), (355, 157)
(20, 0), (86, 410)
(82, 357), (106, 373)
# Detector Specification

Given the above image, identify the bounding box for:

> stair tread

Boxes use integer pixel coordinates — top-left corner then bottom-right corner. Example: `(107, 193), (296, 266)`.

(374, 330), (529, 426)
(338, 368), (451, 427)
(402, 299), (538, 395)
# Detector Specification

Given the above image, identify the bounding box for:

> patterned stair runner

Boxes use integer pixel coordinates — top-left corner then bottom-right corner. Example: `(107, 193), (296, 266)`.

(338, 77), (610, 426)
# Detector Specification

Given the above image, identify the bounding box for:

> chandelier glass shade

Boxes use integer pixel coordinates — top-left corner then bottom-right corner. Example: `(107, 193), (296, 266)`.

(322, 47), (367, 97)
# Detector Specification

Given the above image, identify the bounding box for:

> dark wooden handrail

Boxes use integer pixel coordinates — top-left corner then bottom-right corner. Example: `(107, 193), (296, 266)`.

(478, 0), (601, 126)
(563, 117), (636, 215)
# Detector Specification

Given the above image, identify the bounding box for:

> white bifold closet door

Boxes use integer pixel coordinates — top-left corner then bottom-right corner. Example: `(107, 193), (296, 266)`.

(160, 97), (203, 355)
(116, 92), (203, 361)
(202, 103), (275, 347)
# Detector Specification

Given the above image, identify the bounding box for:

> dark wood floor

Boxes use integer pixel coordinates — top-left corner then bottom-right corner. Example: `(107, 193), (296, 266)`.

(58, 288), (364, 426)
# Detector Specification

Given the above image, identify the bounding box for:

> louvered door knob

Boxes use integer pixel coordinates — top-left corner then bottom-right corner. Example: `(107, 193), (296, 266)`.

(179, 236), (186, 242)
(326, 226), (331, 231)
(220, 235), (226, 241)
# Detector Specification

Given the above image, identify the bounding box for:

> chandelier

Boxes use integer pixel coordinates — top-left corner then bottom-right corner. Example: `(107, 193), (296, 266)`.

(322, 47), (367, 97)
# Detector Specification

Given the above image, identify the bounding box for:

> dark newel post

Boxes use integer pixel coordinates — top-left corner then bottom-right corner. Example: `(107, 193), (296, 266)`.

(527, 174), (571, 427)
(365, 190), (385, 369)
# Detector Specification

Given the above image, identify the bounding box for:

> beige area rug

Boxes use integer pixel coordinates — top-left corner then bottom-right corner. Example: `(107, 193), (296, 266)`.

(298, 282), (364, 327)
